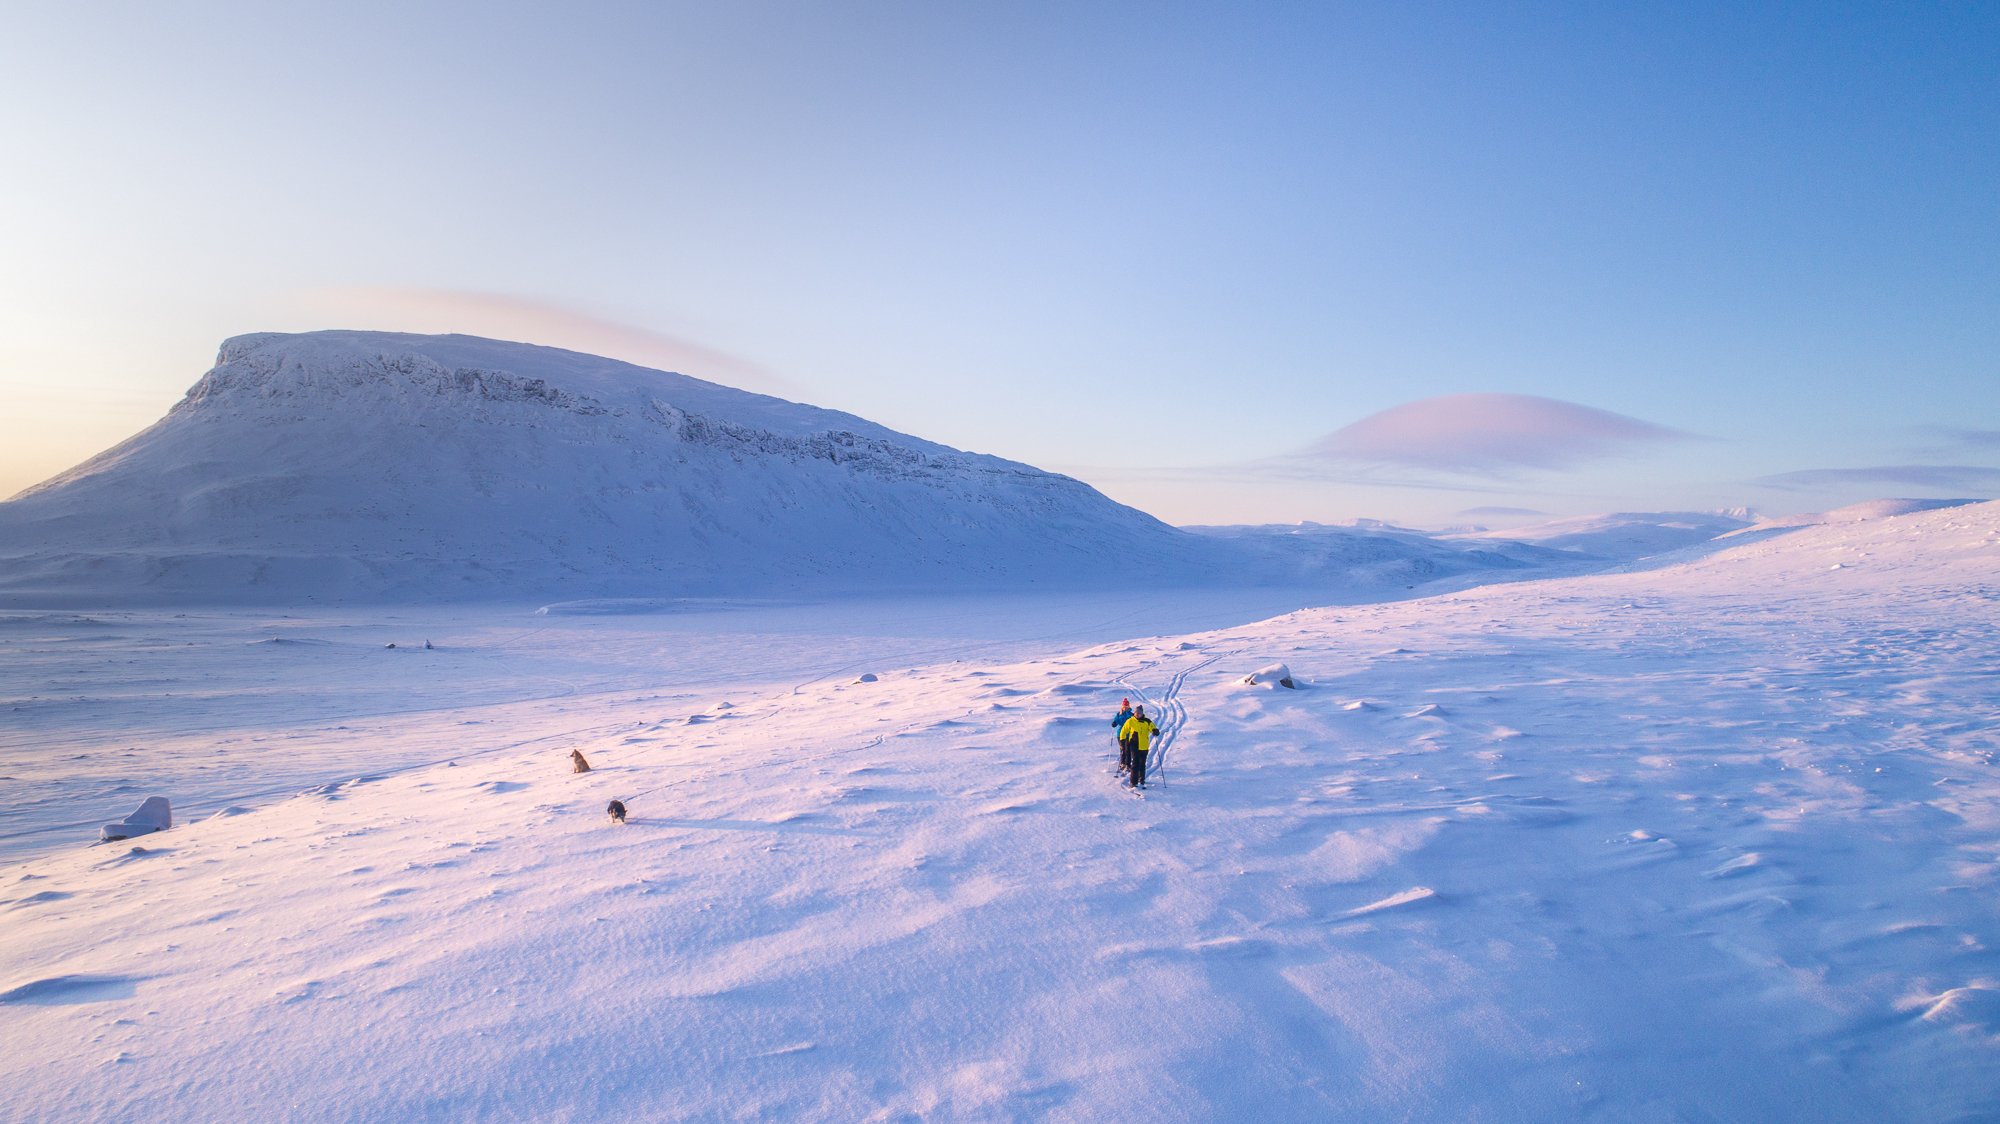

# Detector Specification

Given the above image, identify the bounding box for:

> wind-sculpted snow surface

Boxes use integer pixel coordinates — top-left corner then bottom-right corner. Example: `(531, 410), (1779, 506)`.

(2, 500), (1997, 1119)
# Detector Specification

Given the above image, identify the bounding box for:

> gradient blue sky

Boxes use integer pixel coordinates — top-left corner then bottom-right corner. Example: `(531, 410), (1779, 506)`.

(3, 2), (1995, 527)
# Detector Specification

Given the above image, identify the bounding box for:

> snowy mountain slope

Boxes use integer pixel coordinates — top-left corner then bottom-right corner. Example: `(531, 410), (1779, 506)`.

(1445, 509), (1757, 560)
(1583, 498), (1991, 576)
(4, 500), (1997, 1120)
(1721, 496), (1983, 536)
(0, 332), (1240, 605)
(1186, 519), (1581, 586)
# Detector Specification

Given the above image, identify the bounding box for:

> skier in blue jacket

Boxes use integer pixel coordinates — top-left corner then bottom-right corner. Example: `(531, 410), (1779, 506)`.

(1112, 698), (1134, 774)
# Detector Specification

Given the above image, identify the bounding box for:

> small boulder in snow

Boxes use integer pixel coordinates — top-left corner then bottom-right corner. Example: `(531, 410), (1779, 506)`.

(1240, 663), (1296, 689)
(854, 673), (879, 684)
(101, 796), (171, 842)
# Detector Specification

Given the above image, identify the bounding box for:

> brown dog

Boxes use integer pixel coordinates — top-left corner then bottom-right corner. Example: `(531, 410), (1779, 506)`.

(570, 749), (591, 773)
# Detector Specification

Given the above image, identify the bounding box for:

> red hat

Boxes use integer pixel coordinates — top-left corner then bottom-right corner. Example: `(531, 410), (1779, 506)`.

(1122, 697), (1130, 706)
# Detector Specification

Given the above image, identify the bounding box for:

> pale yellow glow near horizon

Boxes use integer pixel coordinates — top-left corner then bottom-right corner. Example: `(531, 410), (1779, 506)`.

(0, 342), (190, 499)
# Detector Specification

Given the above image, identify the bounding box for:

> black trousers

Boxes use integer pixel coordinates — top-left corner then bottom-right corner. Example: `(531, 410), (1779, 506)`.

(1130, 749), (1149, 786)
(1119, 735), (1135, 772)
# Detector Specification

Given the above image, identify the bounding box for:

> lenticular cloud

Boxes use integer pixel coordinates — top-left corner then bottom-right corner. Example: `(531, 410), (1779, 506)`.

(1309, 393), (1684, 475)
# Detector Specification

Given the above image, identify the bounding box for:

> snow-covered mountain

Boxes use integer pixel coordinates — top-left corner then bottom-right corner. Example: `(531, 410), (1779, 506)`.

(0, 332), (1243, 605)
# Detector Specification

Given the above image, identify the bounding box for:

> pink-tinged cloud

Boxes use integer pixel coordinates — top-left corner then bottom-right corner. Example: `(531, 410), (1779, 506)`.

(1307, 393), (1687, 475)
(295, 288), (791, 395)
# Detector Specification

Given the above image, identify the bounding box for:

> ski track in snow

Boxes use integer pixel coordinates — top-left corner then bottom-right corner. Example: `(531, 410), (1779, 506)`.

(1113, 651), (1219, 784)
(2, 503), (2000, 1120)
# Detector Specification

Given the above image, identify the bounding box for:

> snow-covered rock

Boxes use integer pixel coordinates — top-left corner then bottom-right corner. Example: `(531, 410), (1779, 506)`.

(99, 796), (170, 842)
(1240, 662), (1295, 688)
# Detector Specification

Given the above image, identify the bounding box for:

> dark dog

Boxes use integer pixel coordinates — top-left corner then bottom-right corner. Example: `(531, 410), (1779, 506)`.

(607, 799), (627, 824)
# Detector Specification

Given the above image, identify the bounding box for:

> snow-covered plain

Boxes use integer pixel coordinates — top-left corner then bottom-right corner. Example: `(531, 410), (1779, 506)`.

(5, 501), (1998, 1120)
(0, 587), (1355, 866)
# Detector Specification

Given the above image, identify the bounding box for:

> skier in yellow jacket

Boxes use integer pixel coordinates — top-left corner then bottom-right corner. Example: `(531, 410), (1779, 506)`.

(1119, 706), (1159, 789)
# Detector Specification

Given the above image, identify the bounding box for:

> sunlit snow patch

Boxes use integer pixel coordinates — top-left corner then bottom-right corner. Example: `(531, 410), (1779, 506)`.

(1342, 886), (1437, 917)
